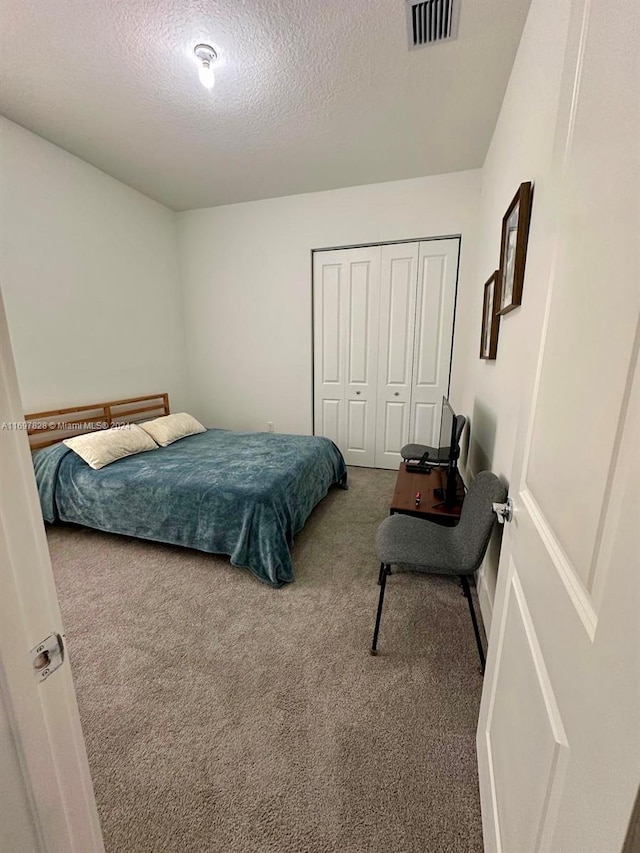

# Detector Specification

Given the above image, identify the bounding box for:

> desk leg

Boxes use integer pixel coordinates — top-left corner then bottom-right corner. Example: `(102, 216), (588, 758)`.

(385, 511), (396, 576)
(460, 575), (486, 674)
(377, 561), (393, 584)
(371, 564), (390, 655)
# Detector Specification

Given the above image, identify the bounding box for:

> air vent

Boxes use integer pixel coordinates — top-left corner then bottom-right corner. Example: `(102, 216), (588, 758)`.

(406, 0), (458, 48)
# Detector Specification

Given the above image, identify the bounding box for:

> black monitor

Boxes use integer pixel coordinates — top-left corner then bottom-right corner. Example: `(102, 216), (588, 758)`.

(401, 398), (465, 500)
(435, 396), (463, 506)
(438, 396), (456, 463)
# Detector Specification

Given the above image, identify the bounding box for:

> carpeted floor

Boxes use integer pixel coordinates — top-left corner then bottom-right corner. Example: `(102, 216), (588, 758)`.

(47, 466), (485, 853)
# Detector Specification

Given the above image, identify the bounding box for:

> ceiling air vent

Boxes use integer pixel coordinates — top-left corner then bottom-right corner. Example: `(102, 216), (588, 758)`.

(406, 0), (458, 48)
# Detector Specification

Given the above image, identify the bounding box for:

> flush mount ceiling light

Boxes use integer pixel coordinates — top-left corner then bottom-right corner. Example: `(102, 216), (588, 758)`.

(194, 43), (217, 90)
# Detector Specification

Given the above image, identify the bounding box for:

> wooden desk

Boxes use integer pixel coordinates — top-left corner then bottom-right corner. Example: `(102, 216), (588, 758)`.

(390, 464), (465, 524)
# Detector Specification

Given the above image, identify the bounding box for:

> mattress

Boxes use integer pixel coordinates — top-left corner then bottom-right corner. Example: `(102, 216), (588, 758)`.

(34, 429), (347, 587)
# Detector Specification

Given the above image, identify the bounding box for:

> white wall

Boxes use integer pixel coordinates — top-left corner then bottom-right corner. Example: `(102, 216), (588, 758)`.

(454, 0), (572, 626)
(0, 117), (190, 414)
(177, 171), (481, 434)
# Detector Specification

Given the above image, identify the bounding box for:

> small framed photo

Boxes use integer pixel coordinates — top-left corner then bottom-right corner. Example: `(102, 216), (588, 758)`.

(498, 181), (533, 314)
(480, 271), (501, 360)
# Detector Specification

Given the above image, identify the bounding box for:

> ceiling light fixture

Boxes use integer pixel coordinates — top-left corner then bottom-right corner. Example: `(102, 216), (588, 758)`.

(194, 44), (217, 90)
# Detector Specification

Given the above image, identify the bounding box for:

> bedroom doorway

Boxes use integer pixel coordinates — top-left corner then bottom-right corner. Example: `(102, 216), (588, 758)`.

(312, 237), (460, 469)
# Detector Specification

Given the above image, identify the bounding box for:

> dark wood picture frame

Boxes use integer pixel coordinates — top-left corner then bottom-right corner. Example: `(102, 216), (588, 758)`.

(498, 181), (533, 315)
(480, 271), (501, 359)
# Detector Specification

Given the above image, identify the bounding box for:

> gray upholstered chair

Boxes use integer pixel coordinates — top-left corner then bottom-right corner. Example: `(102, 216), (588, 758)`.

(370, 471), (507, 672)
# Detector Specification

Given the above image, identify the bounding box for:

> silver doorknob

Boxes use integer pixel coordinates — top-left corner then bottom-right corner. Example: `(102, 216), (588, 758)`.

(394, 392), (400, 396)
(492, 498), (513, 524)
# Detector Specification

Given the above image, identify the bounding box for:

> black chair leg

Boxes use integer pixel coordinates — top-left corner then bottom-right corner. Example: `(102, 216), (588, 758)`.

(371, 564), (390, 655)
(460, 575), (486, 674)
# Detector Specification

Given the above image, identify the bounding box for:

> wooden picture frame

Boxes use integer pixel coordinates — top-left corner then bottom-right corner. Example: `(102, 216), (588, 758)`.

(480, 271), (501, 359)
(498, 181), (533, 314)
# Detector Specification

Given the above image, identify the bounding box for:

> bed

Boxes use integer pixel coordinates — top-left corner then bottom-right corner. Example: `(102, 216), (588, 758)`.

(28, 394), (347, 587)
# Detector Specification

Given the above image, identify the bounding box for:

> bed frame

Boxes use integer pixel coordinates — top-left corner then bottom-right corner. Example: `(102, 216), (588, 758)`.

(26, 393), (170, 451)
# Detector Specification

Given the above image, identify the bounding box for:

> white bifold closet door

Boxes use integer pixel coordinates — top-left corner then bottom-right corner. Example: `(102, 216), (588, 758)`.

(409, 238), (459, 449)
(313, 238), (459, 469)
(313, 247), (381, 466)
(374, 243), (420, 468)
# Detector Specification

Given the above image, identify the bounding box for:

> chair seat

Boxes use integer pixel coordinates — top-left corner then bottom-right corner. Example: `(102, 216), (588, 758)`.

(400, 443), (438, 459)
(376, 513), (463, 575)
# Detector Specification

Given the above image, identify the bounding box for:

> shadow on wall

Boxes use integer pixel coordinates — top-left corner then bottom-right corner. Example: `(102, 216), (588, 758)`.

(464, 398), (510, 604)
(466, 398), (497, 476)
(485, 518), (505, 578)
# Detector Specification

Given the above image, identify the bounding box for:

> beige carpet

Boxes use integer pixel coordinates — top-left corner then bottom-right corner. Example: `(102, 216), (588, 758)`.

(47, 466), (485, 853)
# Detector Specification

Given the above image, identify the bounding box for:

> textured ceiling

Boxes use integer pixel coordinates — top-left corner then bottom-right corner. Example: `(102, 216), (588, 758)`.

(0, 0), (532, 211)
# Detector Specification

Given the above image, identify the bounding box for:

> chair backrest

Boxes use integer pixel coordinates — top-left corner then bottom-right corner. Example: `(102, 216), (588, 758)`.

(400, 414), (468, 464)
(452, 414), (466, 460)
(453, 471), (507, 573)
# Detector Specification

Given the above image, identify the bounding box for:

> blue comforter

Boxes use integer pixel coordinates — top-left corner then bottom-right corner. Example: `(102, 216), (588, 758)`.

(34, 430), (347, 587)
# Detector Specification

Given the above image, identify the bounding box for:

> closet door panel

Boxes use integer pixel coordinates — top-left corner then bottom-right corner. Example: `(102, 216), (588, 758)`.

(347, 262), (371, 384)
(385, 263), (413, 383)
(314, 257), (343, 388)
(412, 402), (438, 447)
(410, 239), (460, 447)
(320, 266), (342, 384)
(382, 401), (408, 456)
(346, 399), (368, 452)
(314, 253), (346, 454)
(314, 247), (380, 467)
(319, 398), (341, 446)
(414, 254), (445, 386)
(344, 249), (380, 466)
(375, 244), (420, 469)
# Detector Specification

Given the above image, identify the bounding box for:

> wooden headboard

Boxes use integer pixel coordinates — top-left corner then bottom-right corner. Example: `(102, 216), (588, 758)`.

(26, 393), (170, 451)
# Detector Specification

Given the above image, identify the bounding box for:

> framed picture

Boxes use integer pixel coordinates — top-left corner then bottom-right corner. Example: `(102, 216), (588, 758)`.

(480, 271), (501, 359)
(498, 181), (533, 314)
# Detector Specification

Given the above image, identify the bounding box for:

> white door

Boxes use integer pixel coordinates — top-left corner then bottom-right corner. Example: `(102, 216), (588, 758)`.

(0, 288), (104, 852)
(374, 242), (420, 469)
(477, 0), (640, 850)
(409, 238), (460, 447)
(313, 246), (381, 466)
(314, 240), (459, 470)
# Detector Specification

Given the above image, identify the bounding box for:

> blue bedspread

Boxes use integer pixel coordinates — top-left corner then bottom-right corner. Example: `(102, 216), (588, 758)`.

(33, 430), (347, 587)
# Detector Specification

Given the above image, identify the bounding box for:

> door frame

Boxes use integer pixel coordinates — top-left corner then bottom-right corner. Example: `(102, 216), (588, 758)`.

(0, 286), (105, 852)
(310, 234), (463, 447)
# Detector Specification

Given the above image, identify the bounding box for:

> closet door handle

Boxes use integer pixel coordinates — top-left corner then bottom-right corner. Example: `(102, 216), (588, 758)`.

(356, 391), (361, 395)
(394, 392), (400, 397)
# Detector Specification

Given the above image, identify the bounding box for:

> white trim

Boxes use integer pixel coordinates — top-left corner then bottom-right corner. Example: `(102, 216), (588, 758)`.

(476, 565), (494, 639)
(520, 488), (597, 641)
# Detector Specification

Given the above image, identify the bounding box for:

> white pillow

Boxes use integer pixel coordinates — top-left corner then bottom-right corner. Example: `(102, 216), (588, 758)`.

(138, 412), (206, 447)
(63, 425), (158, 470)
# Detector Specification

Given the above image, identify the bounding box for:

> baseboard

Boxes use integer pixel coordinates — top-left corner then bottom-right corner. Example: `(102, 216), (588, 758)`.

(476, 568), (493, 640)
